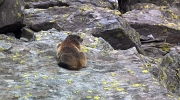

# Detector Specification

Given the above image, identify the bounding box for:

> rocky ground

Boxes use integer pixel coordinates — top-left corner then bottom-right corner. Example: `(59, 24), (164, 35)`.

(0, 0), (180, 100)
(0, 29), (179, 99)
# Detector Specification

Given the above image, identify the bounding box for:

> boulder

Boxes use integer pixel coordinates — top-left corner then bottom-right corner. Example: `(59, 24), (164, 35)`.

(141, 42), (174, 57)
(0, 0), (25, 38)
(0, 0), (25, 37)
(30, 19), (62, 32)
(20, 27), (36, 41)
(172, 2), (180, 10)
(122, 3), (180, 44)
(154, 50), (180, 96)
(0, 0), (4, 6)
(91, 18), (143, 54)
(118, 0), (179, 13)
(24, 3), (143, 53)
(25, 0), (69, 9)
(24, 0), (118, 10)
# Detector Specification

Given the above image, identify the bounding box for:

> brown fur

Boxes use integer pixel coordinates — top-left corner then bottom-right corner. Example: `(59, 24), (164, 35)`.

(56, 35), (86, 70)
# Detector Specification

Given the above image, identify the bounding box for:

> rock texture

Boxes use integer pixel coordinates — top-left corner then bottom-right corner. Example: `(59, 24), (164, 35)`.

(118, 0), (179, 13)
(153, 50), (180, 96)
(122, 3), (180, 44)
(0, 0), (180, 99)
(0, 30), (179, 99)
(24, 0), (118, 10)
(120, 2), (180, 95)
(0, 0), (4, 6)
(0, 0), (25, 38)
(122, 3), (180, 57)
(24, 0), (143, 54)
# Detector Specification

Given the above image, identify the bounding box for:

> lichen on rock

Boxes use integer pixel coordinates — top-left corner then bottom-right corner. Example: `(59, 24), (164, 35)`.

(155, 50), (180, 96)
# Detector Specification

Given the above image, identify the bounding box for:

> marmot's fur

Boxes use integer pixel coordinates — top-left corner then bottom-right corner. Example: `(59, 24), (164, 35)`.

(56, 35), (86, 70)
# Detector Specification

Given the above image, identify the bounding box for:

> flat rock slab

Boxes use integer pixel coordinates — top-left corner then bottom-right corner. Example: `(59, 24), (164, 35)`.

(0, 29), (178, 99)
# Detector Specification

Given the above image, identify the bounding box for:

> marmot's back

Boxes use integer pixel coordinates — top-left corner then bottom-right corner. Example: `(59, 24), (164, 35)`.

(56, 35), (86, 70)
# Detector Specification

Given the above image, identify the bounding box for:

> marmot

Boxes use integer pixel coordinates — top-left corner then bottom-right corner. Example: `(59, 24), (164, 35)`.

(56, 35), (87, 70)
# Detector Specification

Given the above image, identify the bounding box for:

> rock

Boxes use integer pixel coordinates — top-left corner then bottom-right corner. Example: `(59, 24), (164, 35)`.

(0, 40), (12, 51)
(0, 0), (25, 35)
(25, 0), (69, 9)
(30, 19), (62, 32)
(122, 3), (180, 44)
(0, 0), (4, 6)
(118, 0), (179, 13)
(0, 30), (179, 99)
(153, 50), (180, 96)
(119, 1), (180, 95)
(142, 46), (167, 57)
(8, 0), (179, 98)
(141, 42), (175, 57)
(172, 1), (180, 10)
(118, 0), (135, 13)
(5, 33), (15, 37)
(21, 27), (36, 41)
(24, 0), (118, 10)
(24, 3), (144, 53)
(91, 18), (144, 54)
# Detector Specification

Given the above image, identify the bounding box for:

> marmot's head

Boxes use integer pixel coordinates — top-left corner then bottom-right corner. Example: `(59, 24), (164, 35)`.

(66, 35), (83, 43)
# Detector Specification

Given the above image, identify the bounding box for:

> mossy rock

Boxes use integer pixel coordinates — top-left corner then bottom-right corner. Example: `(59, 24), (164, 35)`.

(157, 50), (180, 96)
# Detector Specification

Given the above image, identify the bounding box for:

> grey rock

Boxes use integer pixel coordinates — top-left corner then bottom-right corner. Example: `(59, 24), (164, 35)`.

(0, 0), (4, 6)
(25, 0), (69, 9)
(92, 20), (143, 54)
(122, 3), (180, 57)
(21, 27), (36, 41)
(0, 40), (12, 51)
(24, 4), (143, 53)
(20, 37), (29, 42)
(0, 31), (179, 99)
(122, 4), (180, 44)
(30, 19), (63, 32)
(172, 1), (180, 10)
(24, 0), (118, 10)
(118, 0), (179, 13)
(152, 50), (180, 96)
(0, 0), (25, 33)
(0, 0), (178, 99)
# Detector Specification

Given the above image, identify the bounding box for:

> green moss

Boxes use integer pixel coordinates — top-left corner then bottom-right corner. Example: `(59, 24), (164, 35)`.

(159, 43), (171, 52)
(168, 82), (176, 93)
(0, 47), (5, 51)
(18, 13), (21, 18)
(16, 0), (19, 5)
(163, 28), (168, 33)
(98, 0), (103, 5)
(164, 55), (174, 64)
(159, 70), (167, 81)
(116, 33), (122, 37)
(62, 14), (69, 18)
